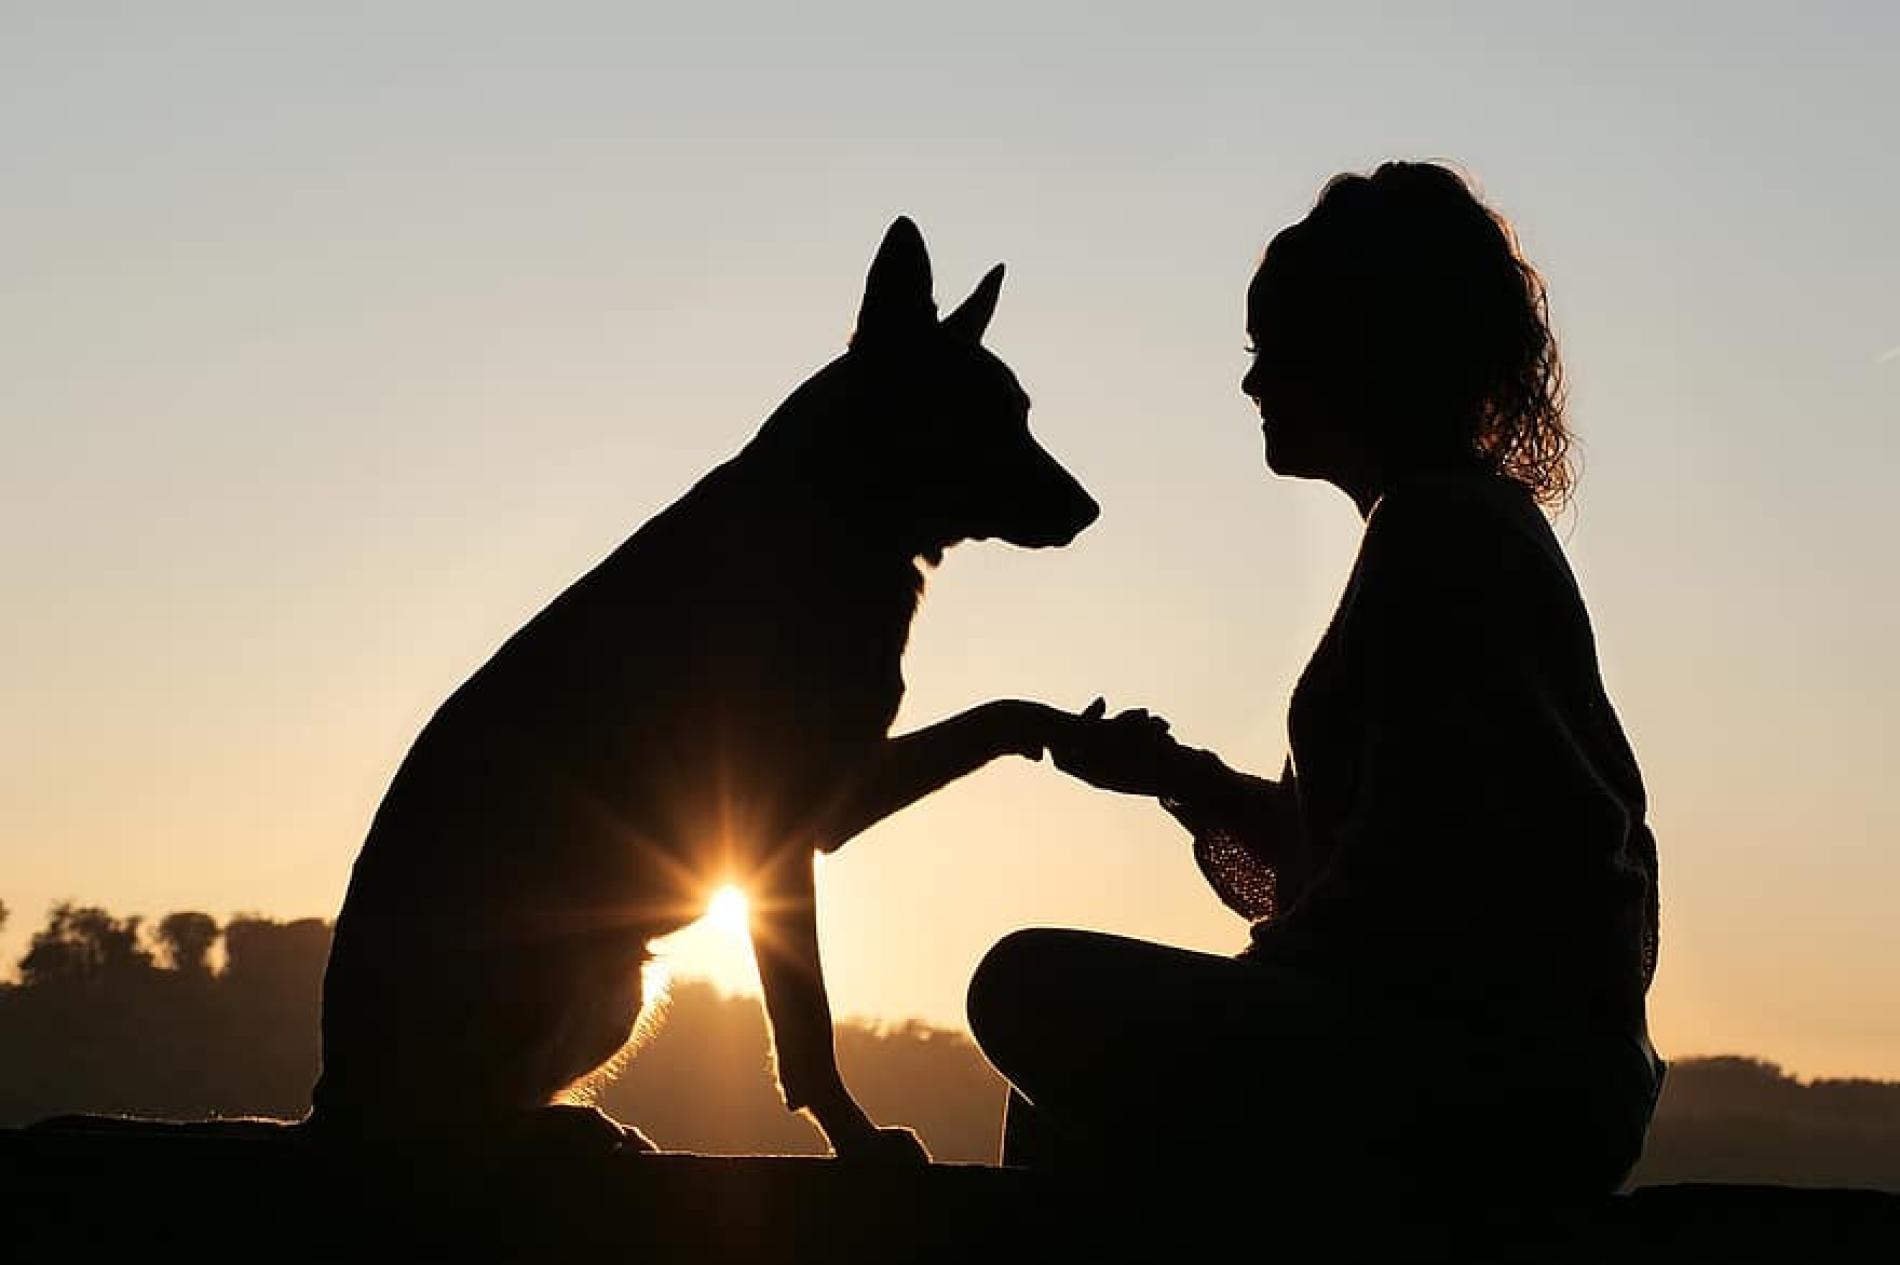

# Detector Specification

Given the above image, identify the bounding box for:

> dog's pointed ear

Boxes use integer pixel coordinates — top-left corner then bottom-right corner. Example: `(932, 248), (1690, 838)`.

(853, 217), (936, 346)
(942, 263), (1004, 343)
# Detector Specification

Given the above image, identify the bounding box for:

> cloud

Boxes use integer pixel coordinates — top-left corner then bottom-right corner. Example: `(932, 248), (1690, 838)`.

(1879, 345), (1900, 365)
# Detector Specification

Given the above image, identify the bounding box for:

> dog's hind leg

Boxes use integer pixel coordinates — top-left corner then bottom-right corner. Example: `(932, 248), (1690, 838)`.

(514, 930), (663, 1152)
(315, 943), (638, 1150)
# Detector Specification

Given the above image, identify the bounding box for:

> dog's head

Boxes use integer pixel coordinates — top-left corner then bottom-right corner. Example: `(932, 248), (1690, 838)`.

(781, 218), (1098, 560)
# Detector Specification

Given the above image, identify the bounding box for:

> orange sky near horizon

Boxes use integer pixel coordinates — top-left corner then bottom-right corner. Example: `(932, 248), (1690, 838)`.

(3, 5), (1896, 1082)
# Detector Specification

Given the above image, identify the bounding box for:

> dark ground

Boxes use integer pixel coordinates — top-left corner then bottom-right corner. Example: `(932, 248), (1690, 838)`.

(3, 1128), (1895, 1263)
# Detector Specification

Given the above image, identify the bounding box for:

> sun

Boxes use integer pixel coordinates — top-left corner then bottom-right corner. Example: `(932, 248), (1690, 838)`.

(706, 884), (750, 936)
(647, 882), (760, 996)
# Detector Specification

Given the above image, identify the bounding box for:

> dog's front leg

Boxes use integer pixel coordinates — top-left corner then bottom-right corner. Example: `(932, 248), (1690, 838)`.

(818, 699), (1061, 851)
(750, 847), (928, 1163)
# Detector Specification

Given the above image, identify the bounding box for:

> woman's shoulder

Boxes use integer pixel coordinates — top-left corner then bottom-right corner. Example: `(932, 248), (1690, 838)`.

(1356, 467), (1573, 606)
(1372, 465), (1542, 531)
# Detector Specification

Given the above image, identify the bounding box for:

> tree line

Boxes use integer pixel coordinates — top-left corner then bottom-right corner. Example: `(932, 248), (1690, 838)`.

(0, 900), (1895, 1187)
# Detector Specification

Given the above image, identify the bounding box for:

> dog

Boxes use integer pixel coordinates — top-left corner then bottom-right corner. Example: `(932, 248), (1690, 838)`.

(308, 218), (1099, 1159)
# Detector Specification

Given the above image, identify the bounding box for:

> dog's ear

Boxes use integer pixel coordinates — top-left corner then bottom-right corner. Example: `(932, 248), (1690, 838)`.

(853, 217), (936, 346)
(942, 263), (1004, 344)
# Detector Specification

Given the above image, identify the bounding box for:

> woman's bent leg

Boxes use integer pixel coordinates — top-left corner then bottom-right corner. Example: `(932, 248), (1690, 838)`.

(967, 928), (1396, 1172)
(970, 927), (1664, 1202)
(999, 1087), (1049, 1168)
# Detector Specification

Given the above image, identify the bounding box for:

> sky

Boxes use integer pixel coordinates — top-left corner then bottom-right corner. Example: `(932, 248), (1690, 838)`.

(3, 3), (1896, 1079)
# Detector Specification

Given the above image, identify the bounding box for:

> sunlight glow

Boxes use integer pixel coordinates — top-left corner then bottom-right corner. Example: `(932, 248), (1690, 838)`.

(707, 884), (750, 936)
(648, 881), (761, 997)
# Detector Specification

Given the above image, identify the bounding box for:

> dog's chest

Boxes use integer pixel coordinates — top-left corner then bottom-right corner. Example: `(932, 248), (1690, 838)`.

(762, 564), (912, 744)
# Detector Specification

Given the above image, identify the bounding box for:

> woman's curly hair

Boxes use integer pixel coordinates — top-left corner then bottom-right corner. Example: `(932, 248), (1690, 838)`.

(1261, 161), (1573, 509)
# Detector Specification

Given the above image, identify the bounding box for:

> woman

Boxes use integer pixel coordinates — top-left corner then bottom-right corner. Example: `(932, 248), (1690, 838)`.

(973, 162), (1663, 1199)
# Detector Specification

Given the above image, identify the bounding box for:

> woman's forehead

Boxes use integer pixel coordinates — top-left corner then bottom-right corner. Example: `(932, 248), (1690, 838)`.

(1246, 266), (1301, 329)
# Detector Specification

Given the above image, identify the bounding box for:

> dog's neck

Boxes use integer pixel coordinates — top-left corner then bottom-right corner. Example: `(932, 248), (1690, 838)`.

(739, 363), (955, 580)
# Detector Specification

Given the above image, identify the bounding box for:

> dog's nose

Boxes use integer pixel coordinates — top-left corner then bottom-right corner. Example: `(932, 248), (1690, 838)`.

(1046, 489), (1099, 545)
(1071, 492), (1101, 535)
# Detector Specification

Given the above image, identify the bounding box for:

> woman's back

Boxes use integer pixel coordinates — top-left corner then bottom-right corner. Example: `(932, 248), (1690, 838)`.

(1255, 469), (1658, 1038)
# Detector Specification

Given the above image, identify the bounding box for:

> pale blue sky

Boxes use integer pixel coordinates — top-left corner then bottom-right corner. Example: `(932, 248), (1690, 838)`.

(3, 3), (1896, 1076)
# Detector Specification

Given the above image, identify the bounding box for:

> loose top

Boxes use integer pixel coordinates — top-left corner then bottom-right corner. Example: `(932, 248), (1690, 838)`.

(1166, 470), (1659, 1037)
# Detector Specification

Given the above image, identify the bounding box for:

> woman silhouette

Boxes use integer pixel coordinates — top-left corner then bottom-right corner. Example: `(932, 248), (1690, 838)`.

(973, 162), (1664, 1199)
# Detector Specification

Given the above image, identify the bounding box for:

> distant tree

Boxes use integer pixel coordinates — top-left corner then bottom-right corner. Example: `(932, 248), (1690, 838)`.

(156, 912), (220, 976)
(222, 916), (330, 988)
(18, 903), (153, 987)
(212, 915), (332, 1116)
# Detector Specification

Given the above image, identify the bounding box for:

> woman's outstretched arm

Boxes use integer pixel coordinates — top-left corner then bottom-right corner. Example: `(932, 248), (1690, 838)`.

(1163, 749), (1310, 920)
(1047, 701), (1311, 920)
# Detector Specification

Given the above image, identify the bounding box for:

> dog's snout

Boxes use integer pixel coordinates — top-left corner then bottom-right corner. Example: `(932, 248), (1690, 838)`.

(1027, 467), (1099, 548)
(1058, 488), (1101, 543)
(987, 435), (1099, 550)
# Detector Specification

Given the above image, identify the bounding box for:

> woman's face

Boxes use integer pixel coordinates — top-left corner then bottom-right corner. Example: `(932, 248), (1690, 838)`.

(1241, 264), (1369, 490)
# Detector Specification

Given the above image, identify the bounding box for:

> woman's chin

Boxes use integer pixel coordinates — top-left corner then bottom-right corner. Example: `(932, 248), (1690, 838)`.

(1261, 435), (1311, 479)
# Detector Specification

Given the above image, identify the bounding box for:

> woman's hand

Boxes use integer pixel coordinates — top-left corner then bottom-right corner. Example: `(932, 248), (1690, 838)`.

(1047, 698), (1184, 798)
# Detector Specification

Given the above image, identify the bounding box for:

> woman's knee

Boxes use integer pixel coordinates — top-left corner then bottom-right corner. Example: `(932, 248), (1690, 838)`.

(968, 929), (1046, 1037)
(966, 928), (1091, 1068)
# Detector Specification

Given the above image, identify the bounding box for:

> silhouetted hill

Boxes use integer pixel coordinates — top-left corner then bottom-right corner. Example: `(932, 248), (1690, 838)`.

(3, 900), (1897, 1190)
(603, 980), (1007, 1160)
(1631, 1055), (1900, 1190)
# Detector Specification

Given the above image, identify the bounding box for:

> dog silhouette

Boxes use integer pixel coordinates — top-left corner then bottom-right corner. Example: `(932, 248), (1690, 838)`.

(310, 218), (1098, 1158)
